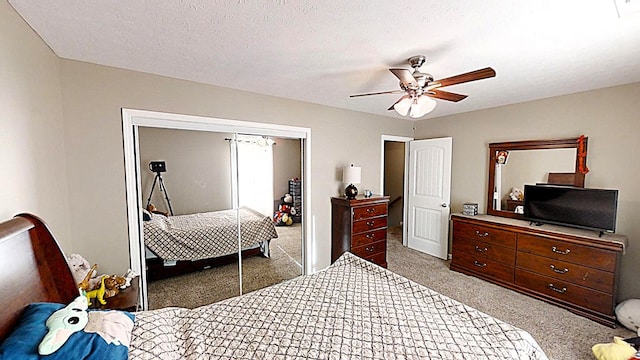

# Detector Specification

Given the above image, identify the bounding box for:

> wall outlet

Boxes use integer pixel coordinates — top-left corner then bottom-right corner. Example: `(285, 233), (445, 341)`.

(447, 253), (452, 260)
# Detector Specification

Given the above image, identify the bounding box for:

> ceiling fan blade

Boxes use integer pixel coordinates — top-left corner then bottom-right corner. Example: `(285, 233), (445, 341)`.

(428, 89), (468, 102)
(350, 90), (404, 97)
(432, 67), (496, 88)
(389, 68), (418, 87)
(387, 95), (410, 111)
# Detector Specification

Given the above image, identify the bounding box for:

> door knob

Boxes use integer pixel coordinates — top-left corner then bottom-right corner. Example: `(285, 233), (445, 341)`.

(441, 203), (447, 208)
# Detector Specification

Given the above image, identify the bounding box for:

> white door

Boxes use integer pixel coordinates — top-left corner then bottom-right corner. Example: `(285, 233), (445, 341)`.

(407, 137), (452, 259)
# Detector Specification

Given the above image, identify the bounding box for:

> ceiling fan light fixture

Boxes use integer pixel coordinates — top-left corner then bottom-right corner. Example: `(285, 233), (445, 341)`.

(409, 96), (437, 118)
(393, 96), (412, 116)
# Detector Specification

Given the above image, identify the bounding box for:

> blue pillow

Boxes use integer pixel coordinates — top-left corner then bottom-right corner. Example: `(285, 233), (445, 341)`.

(0, 302), (134, 360)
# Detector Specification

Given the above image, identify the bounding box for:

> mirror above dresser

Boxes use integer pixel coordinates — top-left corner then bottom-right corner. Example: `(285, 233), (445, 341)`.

(486, 137), (588, 220)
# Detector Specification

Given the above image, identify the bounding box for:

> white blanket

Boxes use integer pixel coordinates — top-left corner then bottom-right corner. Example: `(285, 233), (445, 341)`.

(129, 253), (548, 360)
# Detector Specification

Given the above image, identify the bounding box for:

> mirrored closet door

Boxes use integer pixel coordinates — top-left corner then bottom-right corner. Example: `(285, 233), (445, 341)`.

(134, 124), (305, 310)
(138, 128), (241, 309)
(235, 135), (304, 296)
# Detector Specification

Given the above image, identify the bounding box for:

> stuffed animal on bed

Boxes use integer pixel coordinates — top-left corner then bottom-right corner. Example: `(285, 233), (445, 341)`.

(38, 296), (89, 355)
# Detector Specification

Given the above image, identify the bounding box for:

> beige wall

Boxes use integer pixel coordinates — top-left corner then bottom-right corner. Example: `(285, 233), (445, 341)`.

(138, 128), (233, 215)
(0, 2), (72, 250)
(414, 82), (640, 301)
(59, 59), (414, 274)
(273, 138), (302, 201)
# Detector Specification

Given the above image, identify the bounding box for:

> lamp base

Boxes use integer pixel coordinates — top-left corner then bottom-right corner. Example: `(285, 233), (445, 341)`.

(345, 183), (358, 199)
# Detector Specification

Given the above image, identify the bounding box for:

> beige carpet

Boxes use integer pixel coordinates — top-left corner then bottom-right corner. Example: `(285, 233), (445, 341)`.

(385, 226), (634, 360)
(147, 223), (302, 309)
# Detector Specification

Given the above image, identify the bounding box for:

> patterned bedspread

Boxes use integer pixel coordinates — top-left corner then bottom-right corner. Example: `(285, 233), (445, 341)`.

(143, 207), (278, 261)
(129, 253), (548, 360)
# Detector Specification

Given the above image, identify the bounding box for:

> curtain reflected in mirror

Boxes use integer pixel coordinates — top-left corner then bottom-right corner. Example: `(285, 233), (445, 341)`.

(137, 128), (302, 310)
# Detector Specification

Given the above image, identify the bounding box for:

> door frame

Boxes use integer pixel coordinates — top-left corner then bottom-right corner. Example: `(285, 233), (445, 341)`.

(122, 108), (312, 310)
(380, 135), (413, 246)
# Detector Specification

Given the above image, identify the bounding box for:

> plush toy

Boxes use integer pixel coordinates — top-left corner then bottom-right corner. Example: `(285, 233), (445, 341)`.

(85, 275), (108, 306)
(103, 275), (127, 298)
(78, 264), (99, 291)
(122, 269), (139, 288)
(67, 253), (99, 290)
(591, 337), (636, 360)
(509, 187), (524, 201)
(38, 295), (89, 355)
(615, 299), (640, 333)
(146, 203), (168, 216)
(283, 193), (293, 204)
(274, 202), (294, 226)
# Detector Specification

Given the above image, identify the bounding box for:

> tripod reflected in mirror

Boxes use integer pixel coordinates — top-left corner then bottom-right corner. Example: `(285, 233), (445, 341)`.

(145, 161), (174, 216)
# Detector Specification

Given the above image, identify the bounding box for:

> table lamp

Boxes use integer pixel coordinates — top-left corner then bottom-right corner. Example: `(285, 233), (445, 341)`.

(343, 164), (361, 199)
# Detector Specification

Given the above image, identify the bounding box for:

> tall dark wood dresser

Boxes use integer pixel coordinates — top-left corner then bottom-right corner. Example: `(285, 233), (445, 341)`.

(331, 195), (390, 268)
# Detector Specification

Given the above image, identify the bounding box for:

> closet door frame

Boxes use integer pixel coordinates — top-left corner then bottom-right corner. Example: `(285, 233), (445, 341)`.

(122, 108), (312, 310)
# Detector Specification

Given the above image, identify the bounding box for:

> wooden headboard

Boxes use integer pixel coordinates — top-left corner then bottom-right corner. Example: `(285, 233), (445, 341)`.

(0, 214), (78, 342)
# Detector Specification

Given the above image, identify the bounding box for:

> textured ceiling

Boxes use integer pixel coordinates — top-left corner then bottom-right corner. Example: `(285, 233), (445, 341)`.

(8, 0), (640, 120)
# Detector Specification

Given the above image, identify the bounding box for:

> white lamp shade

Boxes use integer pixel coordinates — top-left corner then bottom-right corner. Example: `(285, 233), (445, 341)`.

(343, 165), (361, 184)
(393, 96), (412, 116)
(409, 95), (437, 118)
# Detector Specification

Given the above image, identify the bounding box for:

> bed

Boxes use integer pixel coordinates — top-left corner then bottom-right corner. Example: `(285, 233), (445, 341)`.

(0, 214), (549, 359)
(143, 207), (279, 280)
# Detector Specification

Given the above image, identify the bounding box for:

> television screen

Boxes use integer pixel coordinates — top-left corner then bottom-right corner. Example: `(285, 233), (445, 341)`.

(523, 184), (618, 233)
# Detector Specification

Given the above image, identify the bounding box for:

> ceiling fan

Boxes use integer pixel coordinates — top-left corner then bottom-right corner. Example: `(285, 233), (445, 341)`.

(350, 55), (496, 118)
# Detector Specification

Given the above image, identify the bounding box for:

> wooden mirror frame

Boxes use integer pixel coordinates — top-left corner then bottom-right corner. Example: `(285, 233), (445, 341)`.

(486, 137), (588, 219)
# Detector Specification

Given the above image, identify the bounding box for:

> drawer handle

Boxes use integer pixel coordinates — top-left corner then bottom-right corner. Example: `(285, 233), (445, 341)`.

(475, 230), (489, 237)
(473, 260), (487, 268)
(551, 246), (571, 255)
(365, 246), (375, 252)
(474, 245), (488, 252)
(366, 221), (375, 227)
(365, 233), (376, 240)
(550, 264), (569, 274)
(548, 283), (567, 294)
(366, 208), (375, 213)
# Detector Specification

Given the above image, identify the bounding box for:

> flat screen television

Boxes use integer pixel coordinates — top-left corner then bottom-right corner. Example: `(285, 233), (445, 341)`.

(523, 184), (618, 234)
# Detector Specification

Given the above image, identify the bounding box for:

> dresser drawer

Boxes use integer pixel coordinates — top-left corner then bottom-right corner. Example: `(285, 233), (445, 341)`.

(453, 221), (516, 248)
(516, 252), (614, 293)
(351, 240), (386, 258)
(515, 269), (613, 315)
(451, 250), (514, 283)
(353, 203), (387, 220)
(518, 234), (617, 272)
(363, 251), (387, 267)
(353, 216), (387, 234)
(352, 228), (387, 248)
(452, 237), (516, 265)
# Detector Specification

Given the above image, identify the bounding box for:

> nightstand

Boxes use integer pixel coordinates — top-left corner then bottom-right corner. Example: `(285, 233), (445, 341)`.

(90, 276), (139, 312)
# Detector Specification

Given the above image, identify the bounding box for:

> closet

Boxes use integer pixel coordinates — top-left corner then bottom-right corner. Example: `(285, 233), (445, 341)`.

(122, 109), (310, 310)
